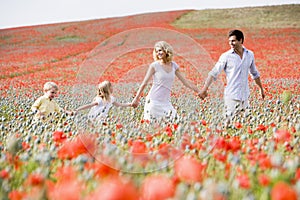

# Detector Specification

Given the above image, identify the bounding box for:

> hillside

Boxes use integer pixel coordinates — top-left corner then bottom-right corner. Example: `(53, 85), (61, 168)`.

(172, 4), (300, 28)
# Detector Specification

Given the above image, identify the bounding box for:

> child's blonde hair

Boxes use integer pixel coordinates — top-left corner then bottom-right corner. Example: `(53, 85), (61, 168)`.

(153, 41), (174, 62)
(98, 80), (112, 101)
(43, 82), (58, 91)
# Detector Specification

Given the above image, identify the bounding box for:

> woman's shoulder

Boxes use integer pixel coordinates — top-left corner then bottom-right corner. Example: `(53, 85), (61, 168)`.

(150, 61), (160, 66)
(171, 61), (179, 70)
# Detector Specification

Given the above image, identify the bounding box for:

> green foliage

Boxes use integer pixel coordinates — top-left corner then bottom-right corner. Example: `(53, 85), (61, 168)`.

(172, 4), (300, 29)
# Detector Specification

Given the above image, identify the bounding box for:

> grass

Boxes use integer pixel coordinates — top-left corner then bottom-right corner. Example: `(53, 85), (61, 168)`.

(172, 4), (300, 29)
(55, 35), (86, 42)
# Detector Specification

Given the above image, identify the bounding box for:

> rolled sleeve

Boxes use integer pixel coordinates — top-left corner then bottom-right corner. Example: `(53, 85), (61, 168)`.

(209, 54), (227, 81)
(249, 57), (260, 80)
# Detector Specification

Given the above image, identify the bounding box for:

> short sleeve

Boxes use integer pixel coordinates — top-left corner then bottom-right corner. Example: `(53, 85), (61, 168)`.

(31, 96), (42, 110)
(54, 101), (61, 113)
(172, 61), (179, 71)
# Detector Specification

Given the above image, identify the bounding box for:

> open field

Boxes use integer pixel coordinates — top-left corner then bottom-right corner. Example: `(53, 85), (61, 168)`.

(0, 4), (299, 200)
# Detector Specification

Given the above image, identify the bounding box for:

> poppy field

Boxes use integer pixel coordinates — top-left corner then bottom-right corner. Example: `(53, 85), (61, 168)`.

(0, 5), (300, 200)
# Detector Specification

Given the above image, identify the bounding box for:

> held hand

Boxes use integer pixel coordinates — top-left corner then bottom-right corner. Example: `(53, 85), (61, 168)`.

(131, 99), (139, 108)
(198, 90), (208, 100)
(261, 89), (265, 100)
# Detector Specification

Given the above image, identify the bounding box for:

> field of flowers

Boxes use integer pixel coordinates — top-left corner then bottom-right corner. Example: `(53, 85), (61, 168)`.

(0, 6), (299, 200)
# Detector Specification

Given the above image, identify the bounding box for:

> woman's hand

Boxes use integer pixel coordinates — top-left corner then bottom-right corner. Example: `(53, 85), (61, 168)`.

(198, 90), (208, 100)
(131, 99), (139, 108)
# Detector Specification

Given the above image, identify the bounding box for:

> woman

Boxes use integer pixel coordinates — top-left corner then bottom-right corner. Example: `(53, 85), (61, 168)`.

(131, 41), (202, 121)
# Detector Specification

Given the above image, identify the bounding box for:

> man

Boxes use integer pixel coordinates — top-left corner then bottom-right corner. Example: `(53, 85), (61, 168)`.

(199, 29), (265, 127)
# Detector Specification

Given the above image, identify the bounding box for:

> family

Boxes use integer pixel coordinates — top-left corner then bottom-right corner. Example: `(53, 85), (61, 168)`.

(31, 29), (265, 128)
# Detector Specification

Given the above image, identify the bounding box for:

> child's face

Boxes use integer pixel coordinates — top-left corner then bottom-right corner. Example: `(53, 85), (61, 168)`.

(44, 88), (58, 100)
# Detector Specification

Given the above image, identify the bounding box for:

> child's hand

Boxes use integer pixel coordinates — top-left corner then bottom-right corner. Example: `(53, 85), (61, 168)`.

(35, 111), (45, 120)
(69, 111), (75, 116)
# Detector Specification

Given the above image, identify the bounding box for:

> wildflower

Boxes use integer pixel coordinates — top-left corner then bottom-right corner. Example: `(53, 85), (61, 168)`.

(271, 181), (297, 200)
(247, 126), (253, 134)
(236, 174), (251, 189)
(258, 174), (270, 186)
(53, 130), (67, 144)
(86, 177), (138, 200)
(174, 156), (205, 183)
(84, 161), (118, 178)
(234, 122), (243, 129)
(57, 134), (97, 159)
(256, 124), (268, 132)
(8, 190), (26, 200)
(201, 119), (207, 126)
(228, 137), (241, 152)
(26, 173), (44, 186)
(116, 124), (123, 129)
(141, 175), (175, 200)
(274, 129), (291, 143)
(131, 139), (147, 154)
(0, 169), (9, 179)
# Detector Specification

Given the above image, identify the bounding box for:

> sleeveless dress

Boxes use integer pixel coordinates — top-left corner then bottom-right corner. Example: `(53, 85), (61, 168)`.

(144, 61), (179, 120)
(88, 96), (115, 122)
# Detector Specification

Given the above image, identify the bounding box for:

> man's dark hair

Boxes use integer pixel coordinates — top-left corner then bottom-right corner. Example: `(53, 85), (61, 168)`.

(228, 30), (244, 43)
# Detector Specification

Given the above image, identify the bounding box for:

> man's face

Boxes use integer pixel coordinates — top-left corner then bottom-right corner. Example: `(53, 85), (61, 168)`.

(228, 35), (243, 51)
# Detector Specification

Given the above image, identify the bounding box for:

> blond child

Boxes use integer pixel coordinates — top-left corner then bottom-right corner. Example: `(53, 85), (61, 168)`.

(74, 80), (132, 123)
(31, 82), (72, 122)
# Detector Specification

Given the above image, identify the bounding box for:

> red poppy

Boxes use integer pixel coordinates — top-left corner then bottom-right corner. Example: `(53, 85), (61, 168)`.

(116, 124), (123, 129)
(84, 161), (118, 178)
(258, 174), (270, 186)
(141, 175), (175, 200)
(174, 156), (205, 183)
(8, 190), (26, 200)
(228, 137), (241, 152)
(258, 154), (272, 170)
(165, 125), (173, 136)
(47, 178), (84, 200)
(274, 129), (291, 143)
(271, 181), (297, 200)
(57, 134), (97, 159)
(256, 124), (268, 132)
(26, 173), (44, 186)
(234, 122), (243, 129)
(213, 151), (227, 163)
(0, 169), (9, 179)
(215, 137), (229, 150)
(236, 174), (251, 189)
(247, 126), (253, 134)
(86, 177), (139, 200)
(131, 139), (147, 154)
(53, 130), (67, 144)
(295, 168), (300, 180)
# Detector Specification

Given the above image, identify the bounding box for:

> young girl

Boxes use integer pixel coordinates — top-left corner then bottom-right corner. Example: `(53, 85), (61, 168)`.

(74, 80), (132, 123)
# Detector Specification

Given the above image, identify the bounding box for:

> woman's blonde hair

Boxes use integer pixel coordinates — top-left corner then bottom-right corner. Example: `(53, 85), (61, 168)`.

(98, 80), (112, 101)
(153, 41), (174, 62)
(43, 82), (58, 91)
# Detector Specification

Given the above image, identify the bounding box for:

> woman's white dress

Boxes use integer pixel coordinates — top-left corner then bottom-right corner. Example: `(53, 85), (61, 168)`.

(144, 61), (178, 120)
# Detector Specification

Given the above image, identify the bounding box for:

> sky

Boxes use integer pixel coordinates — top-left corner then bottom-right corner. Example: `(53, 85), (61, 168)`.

(0, 0), (299, 29)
